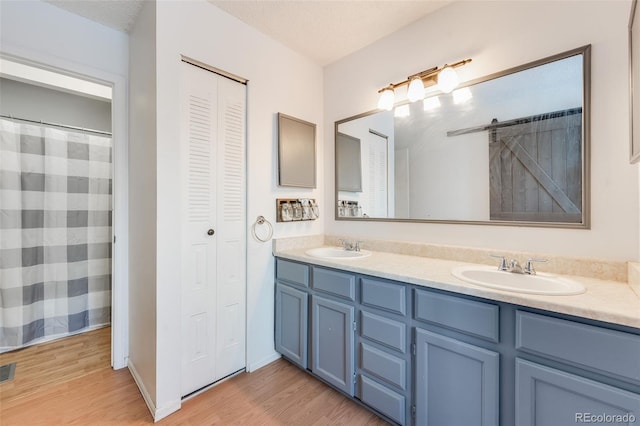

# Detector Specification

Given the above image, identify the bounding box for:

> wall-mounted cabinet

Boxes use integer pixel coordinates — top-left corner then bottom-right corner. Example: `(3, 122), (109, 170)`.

(274, 258), (640, 425)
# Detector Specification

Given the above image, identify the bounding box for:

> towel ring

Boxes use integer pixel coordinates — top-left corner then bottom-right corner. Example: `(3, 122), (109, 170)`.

(251, 215), (273, 242)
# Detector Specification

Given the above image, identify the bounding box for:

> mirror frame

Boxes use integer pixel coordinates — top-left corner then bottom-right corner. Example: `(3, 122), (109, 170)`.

(335, 45), (591, 228)
(630, 0), (640, 163)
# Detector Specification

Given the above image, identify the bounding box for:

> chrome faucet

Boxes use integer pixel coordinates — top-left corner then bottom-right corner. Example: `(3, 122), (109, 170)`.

(490, 255), (547, 275)
(509, 259), (523, 274)
(489, 254), (508, 271)
(523, 258), (548, 275)
(339, 239), (361, 252)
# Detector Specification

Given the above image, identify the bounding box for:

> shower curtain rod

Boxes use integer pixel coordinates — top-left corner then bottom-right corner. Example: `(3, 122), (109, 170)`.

(0, 114), (112, 136)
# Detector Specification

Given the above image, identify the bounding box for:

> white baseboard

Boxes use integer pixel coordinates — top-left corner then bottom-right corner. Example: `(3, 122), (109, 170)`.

(113, 355), (128, 371)
(153, 399), (181, 423)
(127, 360), (157, 419)
(128, 360), (180, 422)
(247, 352), (281, 372)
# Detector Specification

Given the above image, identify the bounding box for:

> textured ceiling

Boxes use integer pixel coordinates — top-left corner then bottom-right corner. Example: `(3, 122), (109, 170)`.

(209, 0), (451, 65)
(45, 0), (451, 66)
(45, 0), (144, 33)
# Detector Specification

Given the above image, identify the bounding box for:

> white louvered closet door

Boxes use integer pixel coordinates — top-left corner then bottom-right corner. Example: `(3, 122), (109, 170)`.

(365, 133), (388, 217)
(180, 62), (246, 397)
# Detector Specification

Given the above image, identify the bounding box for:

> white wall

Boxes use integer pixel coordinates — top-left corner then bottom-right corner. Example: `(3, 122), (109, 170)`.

(324, 0), (640, 261)
(0, 0), (130, 367)
(151, 0), (324, 418)
(0, 77), (112, 131)
(128, 0), (158, 414)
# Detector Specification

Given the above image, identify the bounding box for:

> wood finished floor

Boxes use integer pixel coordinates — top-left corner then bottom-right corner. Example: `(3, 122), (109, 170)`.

(0, 328), (389, 425)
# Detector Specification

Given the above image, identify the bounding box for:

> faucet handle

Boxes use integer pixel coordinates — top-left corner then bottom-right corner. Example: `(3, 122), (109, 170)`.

(489, 254), (508, 271)
(524, 258), (548, 275)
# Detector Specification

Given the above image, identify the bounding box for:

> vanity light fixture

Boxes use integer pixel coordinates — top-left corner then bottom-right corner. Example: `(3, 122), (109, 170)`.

(437, 66), (459, 93)
(407, 76), (426, 102)
(377, 87), (396, 111)
(376, 58), (472, 110)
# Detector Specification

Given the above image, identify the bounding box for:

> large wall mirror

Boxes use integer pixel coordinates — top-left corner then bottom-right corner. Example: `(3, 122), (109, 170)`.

(335, 45), (590, 228)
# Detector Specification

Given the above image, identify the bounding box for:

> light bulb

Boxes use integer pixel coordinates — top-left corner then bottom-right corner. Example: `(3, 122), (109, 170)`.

(407, 77), (425, 102)
(437, 66), (459, 93)
(377, 88), (395, 111)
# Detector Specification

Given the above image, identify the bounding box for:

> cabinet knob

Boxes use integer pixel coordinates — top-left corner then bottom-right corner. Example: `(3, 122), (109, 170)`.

(207, 229), (215, 236)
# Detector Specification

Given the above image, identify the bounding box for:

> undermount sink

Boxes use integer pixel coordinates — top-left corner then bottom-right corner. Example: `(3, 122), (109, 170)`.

(451, 265), (586, 296)
(305, 247), (372, 260)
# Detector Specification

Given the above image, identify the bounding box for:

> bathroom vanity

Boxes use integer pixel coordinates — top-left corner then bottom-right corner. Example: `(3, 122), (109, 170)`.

(274, 250), (640, 426)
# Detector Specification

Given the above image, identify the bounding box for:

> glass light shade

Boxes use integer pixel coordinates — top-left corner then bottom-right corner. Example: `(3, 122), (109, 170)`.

(394, 104), (410, 118)
(452, 87), (473, 104)
(437, 66), (459, 93)
(377, 88), (395, 111)
(423, 96), (441, 111)
(407, 77), (425, 102)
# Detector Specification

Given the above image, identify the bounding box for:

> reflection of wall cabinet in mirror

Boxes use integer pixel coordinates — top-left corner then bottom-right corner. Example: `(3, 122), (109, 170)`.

(278, 113), (317, 188)
(336, 133), (362, 192)
(335, 45), (591, 228)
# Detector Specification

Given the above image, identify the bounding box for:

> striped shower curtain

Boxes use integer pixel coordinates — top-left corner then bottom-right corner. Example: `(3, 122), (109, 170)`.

(0, 118), (112, 351)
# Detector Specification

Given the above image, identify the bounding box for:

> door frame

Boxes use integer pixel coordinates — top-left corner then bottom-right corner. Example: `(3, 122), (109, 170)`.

(0, 49), (129, 369)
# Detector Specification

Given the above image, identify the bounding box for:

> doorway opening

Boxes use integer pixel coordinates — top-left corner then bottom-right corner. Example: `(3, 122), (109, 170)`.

(0, 58), (116, 372)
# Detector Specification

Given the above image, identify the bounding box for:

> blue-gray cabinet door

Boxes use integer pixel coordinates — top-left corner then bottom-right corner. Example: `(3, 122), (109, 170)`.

(516, 359), (640, 426)
(415, 328), (500, 426)
(275, 283), (308, 368)
(311, 295), (355, 396)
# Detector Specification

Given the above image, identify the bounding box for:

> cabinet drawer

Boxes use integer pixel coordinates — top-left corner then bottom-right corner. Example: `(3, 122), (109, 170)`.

(359, 342), (406, 390)
(516, 311), (640, 384)
(361, 310), (406, 353)
(276, 259), (309, 287)
(415, 288), (500, 342)
(358, 375), (405, 425)
(361, 277), (407, 316)
(312, 267), (356, 301)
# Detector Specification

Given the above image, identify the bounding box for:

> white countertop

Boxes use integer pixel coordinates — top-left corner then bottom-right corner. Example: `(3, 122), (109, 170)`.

(275, 245), (640, 329)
